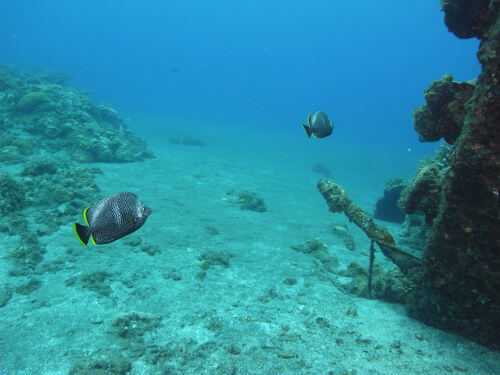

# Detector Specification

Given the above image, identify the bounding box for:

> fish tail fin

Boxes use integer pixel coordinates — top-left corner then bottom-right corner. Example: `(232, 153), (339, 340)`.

(302, 124), (312, 138)
(73, 222), (91, 246)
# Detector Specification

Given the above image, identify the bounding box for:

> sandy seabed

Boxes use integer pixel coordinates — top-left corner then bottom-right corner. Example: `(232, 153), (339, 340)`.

(1, 128), (498, 375)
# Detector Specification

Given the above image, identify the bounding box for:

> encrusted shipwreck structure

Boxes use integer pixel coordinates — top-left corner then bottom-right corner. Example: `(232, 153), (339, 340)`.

(405, 0), (500, 348)
(319, 1), (499, 348)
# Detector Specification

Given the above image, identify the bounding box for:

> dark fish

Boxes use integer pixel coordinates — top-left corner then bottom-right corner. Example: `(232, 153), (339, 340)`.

(73, 192), (152, 246)
(302, 110), (333, 138)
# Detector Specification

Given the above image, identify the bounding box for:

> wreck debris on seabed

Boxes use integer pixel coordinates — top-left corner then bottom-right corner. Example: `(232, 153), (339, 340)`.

(316, 179), (422, 297)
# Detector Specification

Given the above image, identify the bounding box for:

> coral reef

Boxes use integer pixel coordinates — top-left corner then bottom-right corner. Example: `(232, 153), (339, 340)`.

(374, 178), (408, 223)
(405, 0), (500, 348)
(0, 63), (154, 278)
(15, 91), (50, 113)
(0, 63), (153, 163)
(412, 74), (474, 144)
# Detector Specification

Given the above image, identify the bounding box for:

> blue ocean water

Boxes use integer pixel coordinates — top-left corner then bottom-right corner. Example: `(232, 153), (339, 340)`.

(3, 2), (499, 375)
(0, 1), (478, 151)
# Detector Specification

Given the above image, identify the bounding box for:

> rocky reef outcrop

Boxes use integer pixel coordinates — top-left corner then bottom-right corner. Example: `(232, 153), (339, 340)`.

(0, 64), (153, 163)
(404, 0), (500, 348)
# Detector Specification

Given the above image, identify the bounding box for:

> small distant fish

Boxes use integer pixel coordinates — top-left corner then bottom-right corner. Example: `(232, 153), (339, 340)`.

(73, 192), (152, 246)
(302, 110), (333, 139)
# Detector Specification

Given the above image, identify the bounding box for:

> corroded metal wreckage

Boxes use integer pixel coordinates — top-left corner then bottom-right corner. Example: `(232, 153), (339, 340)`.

(317, 180), (421, 275)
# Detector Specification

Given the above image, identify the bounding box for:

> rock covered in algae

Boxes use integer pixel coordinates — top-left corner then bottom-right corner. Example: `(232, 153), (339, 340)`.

(412, 74), (474, 144)
(399, 164), (441, 224)
(237, 189), (267, 212)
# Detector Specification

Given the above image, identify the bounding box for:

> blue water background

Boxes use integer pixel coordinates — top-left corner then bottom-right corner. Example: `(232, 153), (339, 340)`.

(0, 1), (479, 153)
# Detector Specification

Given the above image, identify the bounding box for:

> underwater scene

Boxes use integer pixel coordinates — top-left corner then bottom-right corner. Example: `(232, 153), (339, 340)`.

(0, 1), (499, 374)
